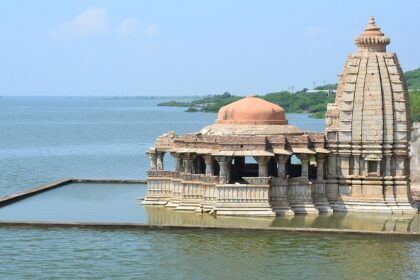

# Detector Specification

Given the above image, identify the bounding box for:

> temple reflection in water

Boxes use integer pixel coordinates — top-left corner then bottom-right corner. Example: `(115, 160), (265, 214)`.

(144, 206), (420, 233)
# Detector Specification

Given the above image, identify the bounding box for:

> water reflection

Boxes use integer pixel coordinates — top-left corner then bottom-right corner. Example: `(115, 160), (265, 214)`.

(145, 206), (420, 233)
(0, 182), (418, 234)
(144, 206), (275, 228)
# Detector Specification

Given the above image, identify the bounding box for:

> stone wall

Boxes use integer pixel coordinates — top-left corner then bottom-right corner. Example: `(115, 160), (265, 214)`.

(411, 122), (420, 201)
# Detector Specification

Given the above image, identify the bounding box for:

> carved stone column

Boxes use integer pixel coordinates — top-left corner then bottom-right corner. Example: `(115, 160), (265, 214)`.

(156, 152), (165, 170)
(255, 156), (270, 177)
(316, 155), (325, 181)
(216, 156), (228, 184)
(338, 153), (350, 178)
(327, 154), (337, 177)
(384, 155), (392, 177)
(313, 154), (332, 213)
(351, 144), (361, 176)
(353, 155), (360, 176)
(299, 154), (309, 179)
(183, 154), (195, 174)
(276, 155), (288, 179)
(226, 158), (232, 183)
(204, 155), (214, 176)
(171, 152), (183, 172)
(148, 152), (157, 171)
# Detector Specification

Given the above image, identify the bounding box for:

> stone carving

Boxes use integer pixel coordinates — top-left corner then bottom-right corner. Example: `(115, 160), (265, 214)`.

(411, 123), (420, 203)
(143, 17), (418, 216)
(325, 17), (416, 214)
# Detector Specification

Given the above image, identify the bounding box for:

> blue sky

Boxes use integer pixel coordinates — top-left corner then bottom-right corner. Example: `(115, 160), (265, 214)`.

(1, 0), (419, 96)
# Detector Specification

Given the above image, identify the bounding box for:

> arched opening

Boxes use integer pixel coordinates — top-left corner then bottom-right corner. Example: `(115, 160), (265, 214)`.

(288, 154), (302, 178)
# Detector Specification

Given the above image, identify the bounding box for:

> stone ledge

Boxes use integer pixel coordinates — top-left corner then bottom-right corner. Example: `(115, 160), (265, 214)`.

(0, 178), (148, 207)
(0, 220), (419, 238)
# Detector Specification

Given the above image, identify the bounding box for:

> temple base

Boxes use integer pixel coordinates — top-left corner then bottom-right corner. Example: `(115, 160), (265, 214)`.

(141, 195), (169, 206)
(271, 205), (295, 216)
(214, 202), (276, 217)
(290, 203), (319, 214)
(175, 199), (203, 212)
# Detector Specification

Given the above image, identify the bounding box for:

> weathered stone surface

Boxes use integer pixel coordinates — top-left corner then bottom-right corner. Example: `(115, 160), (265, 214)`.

(144, 17), (418, 217)
(325, 17), (417, 214)
(411, 123), (420, 204)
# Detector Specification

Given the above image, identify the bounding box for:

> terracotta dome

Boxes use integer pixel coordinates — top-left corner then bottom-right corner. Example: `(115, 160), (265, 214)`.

(216, 96), (288, 125)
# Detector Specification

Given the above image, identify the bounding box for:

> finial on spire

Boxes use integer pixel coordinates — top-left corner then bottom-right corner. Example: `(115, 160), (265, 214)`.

(355, 16), (390, 52)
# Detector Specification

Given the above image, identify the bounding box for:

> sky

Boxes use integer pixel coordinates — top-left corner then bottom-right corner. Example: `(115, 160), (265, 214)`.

(0, 0), (419, 96)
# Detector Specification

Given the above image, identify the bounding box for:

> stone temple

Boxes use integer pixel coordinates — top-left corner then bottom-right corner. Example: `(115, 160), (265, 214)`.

(143, 17), (418, 216)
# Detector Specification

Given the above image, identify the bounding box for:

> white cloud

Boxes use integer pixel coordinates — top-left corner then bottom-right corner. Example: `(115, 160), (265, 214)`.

(57, 8), (108, 36)
(116, 18), (140, 38)
(52, 8), (159, 39)
(145, 24), (159, 37)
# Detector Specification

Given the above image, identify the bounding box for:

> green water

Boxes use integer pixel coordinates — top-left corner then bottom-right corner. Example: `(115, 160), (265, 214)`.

(0, 97), (419, 279)
(0, 227), (418, 279)
(0, 183), (418, 234)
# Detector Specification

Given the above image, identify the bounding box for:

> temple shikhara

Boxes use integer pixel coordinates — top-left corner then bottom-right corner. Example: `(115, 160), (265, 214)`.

(143, 17), (418, 216)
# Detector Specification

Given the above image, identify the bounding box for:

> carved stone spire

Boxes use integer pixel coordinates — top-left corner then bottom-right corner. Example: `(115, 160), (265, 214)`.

(325, 17), (416, 214)
(355, 16), (390, 52)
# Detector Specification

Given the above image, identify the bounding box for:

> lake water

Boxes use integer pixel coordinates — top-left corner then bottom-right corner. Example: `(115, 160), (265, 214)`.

(0, 97), (419, 279)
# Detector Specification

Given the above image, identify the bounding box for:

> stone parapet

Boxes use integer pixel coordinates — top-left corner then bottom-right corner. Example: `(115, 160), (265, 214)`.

(214, 183), (275, 216)
(143, 171), (337, 216)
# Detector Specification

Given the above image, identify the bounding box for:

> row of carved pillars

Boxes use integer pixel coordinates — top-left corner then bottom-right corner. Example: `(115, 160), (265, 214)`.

(148, 152), (327, 184)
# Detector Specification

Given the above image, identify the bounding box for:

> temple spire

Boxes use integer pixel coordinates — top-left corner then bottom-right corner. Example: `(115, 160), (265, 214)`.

(355, 16), (390, 52)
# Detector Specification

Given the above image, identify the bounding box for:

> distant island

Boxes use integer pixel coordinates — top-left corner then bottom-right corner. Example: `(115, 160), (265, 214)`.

(158, 68), (420, 122)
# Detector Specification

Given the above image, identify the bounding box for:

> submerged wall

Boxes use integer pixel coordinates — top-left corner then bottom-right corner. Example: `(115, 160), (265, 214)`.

(411, 122), (420, 201)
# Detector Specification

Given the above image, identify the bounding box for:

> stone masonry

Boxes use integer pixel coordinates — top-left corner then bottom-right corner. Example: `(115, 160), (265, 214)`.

(143, 17), (418, 216)
(325, 17), (417, 214)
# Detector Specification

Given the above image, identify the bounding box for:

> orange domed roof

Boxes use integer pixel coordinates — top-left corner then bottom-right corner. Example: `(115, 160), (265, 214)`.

(216, 96), (288, 125)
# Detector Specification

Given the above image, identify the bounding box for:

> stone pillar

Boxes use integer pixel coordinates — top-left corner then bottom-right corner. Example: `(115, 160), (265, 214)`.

(276, 155), (288, 179)
(148, 152), (157, 171)
(171, 152), (183, 172)
(183, 154), (195, 174)
(384, 155), (392, 177)
(300, 154), (309, 178)
(383, 154), (396, 209)
(226, 158), (232, 183)
(327, 154), (337, 177)
(339, 154), (350, 177)
(255, 156), (270, 177)
(316, 155), (326, 181)
(156, 152), (165, 170)
(395, 155), (405, 176)
(360, 158), (366, 175)
(204, 155), (214, 176)
(353, 155), (360, 176)
(217, 157), (228, 184)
